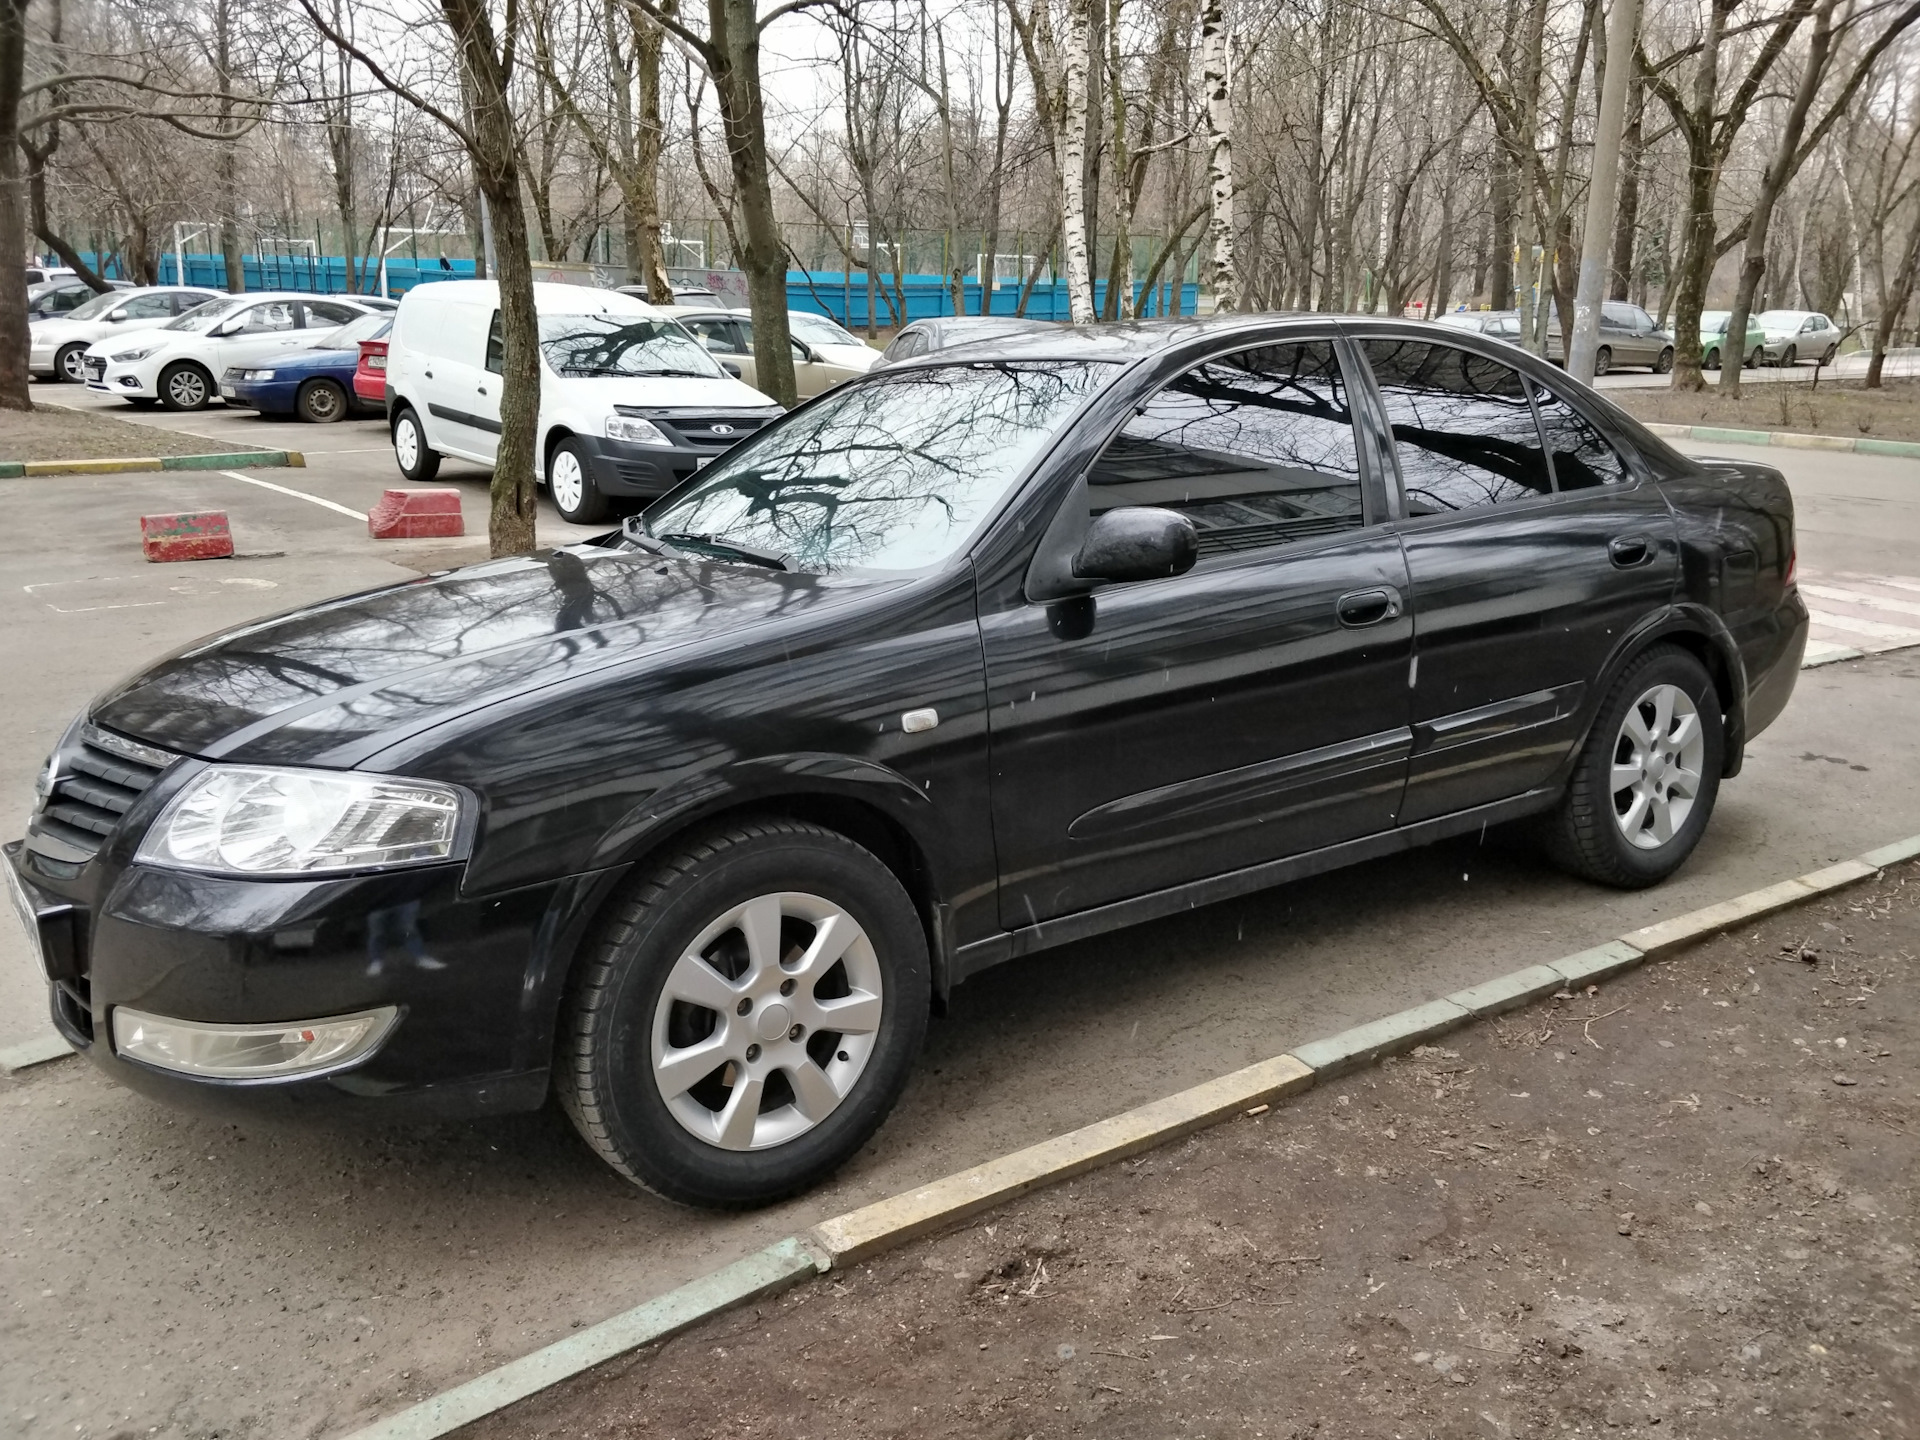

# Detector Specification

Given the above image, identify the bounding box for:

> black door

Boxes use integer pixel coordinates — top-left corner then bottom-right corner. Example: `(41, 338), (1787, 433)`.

(979, 337), (1414, 928)
(1351, 335), (1676, 825)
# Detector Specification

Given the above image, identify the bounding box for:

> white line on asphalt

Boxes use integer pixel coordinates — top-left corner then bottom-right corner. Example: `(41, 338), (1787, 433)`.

(1809, 612), (1920, 641)
(220, 469), (366, 521)
(1800, 583), (1920, 620)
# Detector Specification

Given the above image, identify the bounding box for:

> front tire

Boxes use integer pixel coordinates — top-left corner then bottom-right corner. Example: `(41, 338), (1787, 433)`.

(391, 405), (440, 482)
(1749, 346), (1765, 369)
(558, 818), (931, 1207)
(296, 378), (348, 424)
(55, 343), (87, 383)
(158, 362), (213, 411)
(1593, 346), (1612, 376)
(1654, 346), (1674, 374)
(1703, 347), (1721, 370)
(547, 436), (609, 524)
(1544, 645), (1724, 889)
(1781, 345), (1797, 367)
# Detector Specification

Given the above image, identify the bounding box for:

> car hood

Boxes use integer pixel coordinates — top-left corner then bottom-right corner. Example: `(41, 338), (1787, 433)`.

(812, 343), (881, 372)
(90, 547), (893, 768)
(29, 317), (107, 344)
(544, 372), (777, 409)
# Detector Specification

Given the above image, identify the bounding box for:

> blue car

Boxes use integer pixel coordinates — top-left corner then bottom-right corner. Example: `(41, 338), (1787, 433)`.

(221, 314), (391, 422)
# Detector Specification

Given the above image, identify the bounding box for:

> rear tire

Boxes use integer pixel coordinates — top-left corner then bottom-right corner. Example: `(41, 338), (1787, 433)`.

(1654, 346), (1674, 374)
(1821, 344), (1837, 365)
(1544, 645), (1724, 889)
(1703, 347), (1721, 370)
(557, 818), (930, 1207)
(547, 436), (610, 524)
(158, 362), (213, 411)
(1748, 346), (1765, 369)
(296, 378), (348, 424)
(1593, 346), (1612, 376)
(391, 405), (440, 482)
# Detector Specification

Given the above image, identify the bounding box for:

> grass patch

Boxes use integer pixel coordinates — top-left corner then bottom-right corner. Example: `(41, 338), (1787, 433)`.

(1613, 376), (1920, 442)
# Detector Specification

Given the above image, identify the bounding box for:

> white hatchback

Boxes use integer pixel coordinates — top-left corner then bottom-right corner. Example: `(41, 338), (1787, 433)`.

(384, 281), (783, 523)
(30, 286), (223, 383)
(83, 292), (382, 410)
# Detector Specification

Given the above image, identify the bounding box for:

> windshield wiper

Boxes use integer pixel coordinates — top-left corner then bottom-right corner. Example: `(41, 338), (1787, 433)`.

(656, 531), (791, 571)
(619, 516), (688, 557)
(633, 367), (720, 378)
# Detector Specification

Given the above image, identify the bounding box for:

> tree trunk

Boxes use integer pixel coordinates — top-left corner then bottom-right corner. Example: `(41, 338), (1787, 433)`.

(1569, 0), (1639, 380)
(1867, 216), (1920, 388)
(1609, 83), (1643, 302)
(1666, 1), (1727, 392)
(634, 2), (673, 302)
(1201, 0), (1238, 312)
(215, 0), (246, 294)
(0, 0), (30, 410)
(1058, 0), (1096, 324)
(1720, 0), (1835, 394)
(1487, 150), (1514, 312)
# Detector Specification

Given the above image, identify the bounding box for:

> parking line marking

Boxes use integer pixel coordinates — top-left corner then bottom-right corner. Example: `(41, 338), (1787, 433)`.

(220, 469), (366, 521)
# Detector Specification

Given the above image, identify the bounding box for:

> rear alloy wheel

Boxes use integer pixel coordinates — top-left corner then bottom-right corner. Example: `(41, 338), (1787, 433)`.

(1654, 346), (1674, 374)
(1544, 646), (1723, 888)
(547, 437), (609, 524)
(391, 406), (440, 482)
(1781, 345), (1798, 367)
(558, 818), (930, 1207)
(296, 378), (348, 424)
(1821, 344), (1837, 365)
(1593, 346), (1612, 376)
(55, 343), (88, 383)
(159, 362), (213, 411)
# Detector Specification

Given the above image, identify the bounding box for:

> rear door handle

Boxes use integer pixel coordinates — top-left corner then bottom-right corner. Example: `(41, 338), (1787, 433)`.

(1336, 586), (1404, 628)
(1609, 536), (1651, 568)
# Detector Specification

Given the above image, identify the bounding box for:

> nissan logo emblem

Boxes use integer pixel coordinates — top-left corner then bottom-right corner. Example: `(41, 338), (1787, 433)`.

(710, 423), (736, 436)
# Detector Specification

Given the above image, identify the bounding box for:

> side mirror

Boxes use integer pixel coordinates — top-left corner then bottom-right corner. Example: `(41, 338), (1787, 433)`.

(107, 308), (129, 322)
(791, 338), (817, 364)
(721, 360), (743, 378)
(213, 317), (245, 337)
(1072, 507), (1199, 584)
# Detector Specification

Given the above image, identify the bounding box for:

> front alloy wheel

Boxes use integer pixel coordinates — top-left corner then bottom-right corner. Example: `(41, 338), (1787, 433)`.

(160, 363), (211, 411)
(559, 818), (929, 1206)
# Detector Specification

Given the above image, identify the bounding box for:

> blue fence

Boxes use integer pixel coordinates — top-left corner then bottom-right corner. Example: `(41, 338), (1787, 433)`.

(79, 251), (1199, 323)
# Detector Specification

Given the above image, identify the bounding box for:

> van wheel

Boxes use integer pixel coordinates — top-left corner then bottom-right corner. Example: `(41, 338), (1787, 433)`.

(1544, 646), (1723, 889)
(159, 362), (213, 411)
(557, 818), (930, 1207)
(548, 437), (609, 524)
(1593, 346), (1612, 376)
(392, 406), (440, 482)
(297, 378), (348, 424)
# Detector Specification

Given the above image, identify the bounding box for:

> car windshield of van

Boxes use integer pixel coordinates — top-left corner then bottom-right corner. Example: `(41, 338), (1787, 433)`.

(637, 360), (1108, 575)
(539, 314), (721, 379)
(166, 296), (247, 332)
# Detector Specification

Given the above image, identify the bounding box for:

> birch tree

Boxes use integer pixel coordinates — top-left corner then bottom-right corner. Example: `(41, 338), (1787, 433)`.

(1201, 0), (1236, 311)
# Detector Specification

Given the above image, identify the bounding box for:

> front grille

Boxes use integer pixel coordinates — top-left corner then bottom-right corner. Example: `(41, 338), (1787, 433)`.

(83, 356), (106, 381)
(26, 725), (175, 866)
(615, 407), (778, 450)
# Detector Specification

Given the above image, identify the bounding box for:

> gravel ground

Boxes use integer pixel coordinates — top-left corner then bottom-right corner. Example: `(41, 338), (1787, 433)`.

(0, 403), (250, 461)
(461, 861), (1920, 1440)
(1613, 378), (1920, 442)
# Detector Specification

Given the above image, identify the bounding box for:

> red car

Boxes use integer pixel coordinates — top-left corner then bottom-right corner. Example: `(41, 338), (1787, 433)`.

(354, 336), (388, 406)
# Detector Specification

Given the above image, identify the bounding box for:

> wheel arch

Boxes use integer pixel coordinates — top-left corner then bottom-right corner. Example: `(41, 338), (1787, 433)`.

(1584, 607), (1749, 781)
(541, 423), (578, 481)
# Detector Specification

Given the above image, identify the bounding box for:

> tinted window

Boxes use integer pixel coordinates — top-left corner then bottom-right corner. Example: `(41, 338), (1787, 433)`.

(1087, 341), (1365, 557)
(643, 361), (1106, 574)
(235, 302), (297, 334)
(303, 300), (361, 328)
(1360, 339), (1551, 515)
(485, 313), (503, 374)
(1601, 303), (1634, 329)
(1533, 388), (1630, 490)
(884, 329), (927, 361)
(683, 316), (745, 354)
(119, 293), (177, 320)
(174, 291), (219, 314)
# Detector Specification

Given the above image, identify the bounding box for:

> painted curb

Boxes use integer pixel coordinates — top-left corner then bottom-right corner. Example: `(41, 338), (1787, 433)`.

(1643, 421), (1920, 460)
(335, 1237), (827, 1440)
(0, 1030), (71, 1075)
(324, 831), (1920, 1438)
(0, 450), (304, 478)
(812, 1052), (1316, 1266)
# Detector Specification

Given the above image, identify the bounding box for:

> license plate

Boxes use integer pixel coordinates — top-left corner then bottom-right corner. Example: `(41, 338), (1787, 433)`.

(4, 856), (51, 982)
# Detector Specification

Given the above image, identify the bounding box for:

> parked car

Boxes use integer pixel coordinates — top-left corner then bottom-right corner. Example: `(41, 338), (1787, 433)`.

(1434, 309), (1523, 343)
(220, 314), (392, 422)
(29, 285), (224, 383)
(1541, 302), (1675, 374)
(873, 314), (1055, 367)
(614, 285), (723, 307)
(1696, 311), (1768, 371)
(25, 264), (75, 286)
(27, 277), (132, 321)
(8, 315), (1807, 1207)
(385, 280), (782, 523)
(354, 332), (388, 406)
(354, 295), (400, 312)
(675, 308), (881, 398)
(1756, 310), (1842, 366)
(83, 293), (382, 410)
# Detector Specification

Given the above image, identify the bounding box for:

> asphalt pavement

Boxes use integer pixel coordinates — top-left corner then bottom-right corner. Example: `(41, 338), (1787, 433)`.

(2, 383), (1918, 1440)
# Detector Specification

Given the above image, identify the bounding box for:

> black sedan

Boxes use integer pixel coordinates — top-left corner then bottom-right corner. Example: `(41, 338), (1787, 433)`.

(8, 316), (1807, 1207)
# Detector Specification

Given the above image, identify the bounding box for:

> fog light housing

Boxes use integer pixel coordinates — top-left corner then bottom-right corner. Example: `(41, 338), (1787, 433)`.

(111, 1005), (398, 1080)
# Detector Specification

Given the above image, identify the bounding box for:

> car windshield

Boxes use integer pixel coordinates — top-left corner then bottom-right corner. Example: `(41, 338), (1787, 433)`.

(312, 314), (391, 350)
(167, 296), (248, 332)
(1756, 311), (1801, 329)
(67, 290), (127, 321)
(539, 313), (720, 378)
(640, 360), (1108, 575)
(1701, 312), (1731, 335)
(789, 313), (861, 348)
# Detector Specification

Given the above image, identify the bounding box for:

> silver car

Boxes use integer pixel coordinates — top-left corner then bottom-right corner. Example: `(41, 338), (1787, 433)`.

(1434, 310), (1523, 343)
(1756, 310), (1841, 366)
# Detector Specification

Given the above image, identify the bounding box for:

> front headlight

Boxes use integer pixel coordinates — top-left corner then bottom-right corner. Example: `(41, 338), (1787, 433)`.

(136, 765), (467, 876)
(111, 345), (159, 363)
(244, 369), (276, 381)
(606, 414), (670, 445)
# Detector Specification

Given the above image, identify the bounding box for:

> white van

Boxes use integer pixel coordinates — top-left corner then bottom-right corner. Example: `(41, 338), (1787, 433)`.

(385, 280), (782, 523)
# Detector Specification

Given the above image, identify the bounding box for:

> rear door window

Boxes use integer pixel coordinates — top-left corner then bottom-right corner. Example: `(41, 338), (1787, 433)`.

(1359, 338), (1553, 514)
(301, 300), (361, 328)
(119, 294), (176, 320)
(1087, 339), (1367, 557)
(683, 316), (745, 354)
(236, 302), (298, 334)
(1532, 387), (1631, 490)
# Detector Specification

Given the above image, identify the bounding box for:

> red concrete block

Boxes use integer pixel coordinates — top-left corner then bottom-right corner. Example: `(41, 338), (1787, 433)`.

(368, 488), (465, 540)
(140, 511), (234, 563)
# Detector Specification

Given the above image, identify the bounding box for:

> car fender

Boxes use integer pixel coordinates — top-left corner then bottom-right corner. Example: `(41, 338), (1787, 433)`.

(1575, 603), (1751, 782)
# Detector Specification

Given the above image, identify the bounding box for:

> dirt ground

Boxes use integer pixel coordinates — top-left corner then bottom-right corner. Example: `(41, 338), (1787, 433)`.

(461, 860), (1919, 1440)
(1614, 377), (1920, 443)
(0, 402), (243, 461)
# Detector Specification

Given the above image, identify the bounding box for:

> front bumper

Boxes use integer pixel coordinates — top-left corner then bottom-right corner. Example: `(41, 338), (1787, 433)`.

(220, 376), (297, 411)
(84, 356), (153, 396)
(576, 434), (714, 499)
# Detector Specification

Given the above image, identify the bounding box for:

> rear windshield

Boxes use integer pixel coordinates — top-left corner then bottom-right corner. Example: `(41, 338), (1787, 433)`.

(312, 313), (391, 350)
(640, 360), (1108, 575)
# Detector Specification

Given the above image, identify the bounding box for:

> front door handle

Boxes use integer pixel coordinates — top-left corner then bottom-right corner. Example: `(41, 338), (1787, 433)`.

(423, 369), (434, 379)
(1336, 586), (1404, 628)
(1609, 536), (1651, 568)
(477, 384), (488, 395)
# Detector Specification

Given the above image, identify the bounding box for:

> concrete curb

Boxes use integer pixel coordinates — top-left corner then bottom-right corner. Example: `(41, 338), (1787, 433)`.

(302, 828), (1920, 1436)
(1643, 421), (1920, 459)
(0, 1030), (71, 1075)
(335, 1237), (827, 1440)
(0, 450), (305, 477)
